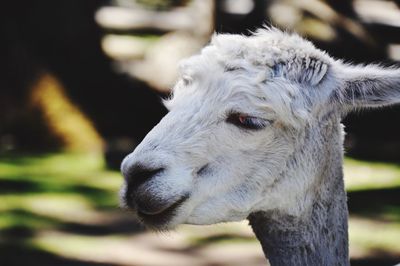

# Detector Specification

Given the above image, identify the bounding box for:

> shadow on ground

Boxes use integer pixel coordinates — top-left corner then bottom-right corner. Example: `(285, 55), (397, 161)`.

(351, 258), (400, 266)
(0, 243), (124, 266)
(348, 187), (400, 221)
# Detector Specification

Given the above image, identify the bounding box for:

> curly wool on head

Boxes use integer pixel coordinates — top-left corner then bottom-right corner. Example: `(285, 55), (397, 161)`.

(168, 28), (333, 128)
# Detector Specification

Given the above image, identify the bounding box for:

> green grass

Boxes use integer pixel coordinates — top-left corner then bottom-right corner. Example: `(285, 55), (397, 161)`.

(344, 158), (400, 191)
(0, 153), (121, 233)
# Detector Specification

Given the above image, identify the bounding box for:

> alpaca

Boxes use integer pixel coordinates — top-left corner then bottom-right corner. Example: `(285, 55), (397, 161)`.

(120, 28), (400, 265)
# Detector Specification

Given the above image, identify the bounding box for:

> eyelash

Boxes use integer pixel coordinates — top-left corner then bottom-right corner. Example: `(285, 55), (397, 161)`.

(226, 113), (270, 130)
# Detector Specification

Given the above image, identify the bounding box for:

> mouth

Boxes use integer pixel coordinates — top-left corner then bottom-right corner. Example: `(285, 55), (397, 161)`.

(136, 194), (189, 228)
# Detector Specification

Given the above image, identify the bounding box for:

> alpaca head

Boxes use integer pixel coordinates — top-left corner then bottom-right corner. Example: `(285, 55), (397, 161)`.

(120, 28), (400, 230)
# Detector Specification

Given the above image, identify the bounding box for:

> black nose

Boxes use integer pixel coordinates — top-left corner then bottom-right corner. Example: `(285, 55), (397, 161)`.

(124, 164), (164, 190)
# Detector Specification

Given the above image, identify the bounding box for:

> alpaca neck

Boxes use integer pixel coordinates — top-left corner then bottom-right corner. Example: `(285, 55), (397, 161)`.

(249, 175), (349, 266)
(249, 121), (349, 266)
(249, 187), (349, 266)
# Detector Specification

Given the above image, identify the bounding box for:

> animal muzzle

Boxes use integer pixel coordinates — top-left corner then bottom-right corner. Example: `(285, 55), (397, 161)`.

(121, 159), (188, 227)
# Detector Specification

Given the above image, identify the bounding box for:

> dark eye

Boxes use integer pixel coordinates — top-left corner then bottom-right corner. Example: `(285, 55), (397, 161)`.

(226, 113), (269, 130)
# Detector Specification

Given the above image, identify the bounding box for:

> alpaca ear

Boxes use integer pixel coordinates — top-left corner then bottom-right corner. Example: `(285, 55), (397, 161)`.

(272, 58), (329, 86)
(332, 64), (400, 110)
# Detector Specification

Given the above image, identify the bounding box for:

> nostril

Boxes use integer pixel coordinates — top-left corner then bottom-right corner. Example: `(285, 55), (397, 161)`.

(125, 164), (164, 189)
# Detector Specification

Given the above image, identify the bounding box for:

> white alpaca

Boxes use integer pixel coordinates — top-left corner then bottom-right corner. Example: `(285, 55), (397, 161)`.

(120, 28), (400, 265)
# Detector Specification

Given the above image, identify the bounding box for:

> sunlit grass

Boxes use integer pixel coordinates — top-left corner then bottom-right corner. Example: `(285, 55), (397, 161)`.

(0, 153), (121, 193)
(0, 152), (103, 177)
(0, 153), (121, 234)
(344, 157), (400, 191)
(0, 209), (58, 231)
(349, 217), (400, 257)
(31, 231), (128, 260)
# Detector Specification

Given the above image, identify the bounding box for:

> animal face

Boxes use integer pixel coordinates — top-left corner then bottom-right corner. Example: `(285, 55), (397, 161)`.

(120, 29), (400, 230)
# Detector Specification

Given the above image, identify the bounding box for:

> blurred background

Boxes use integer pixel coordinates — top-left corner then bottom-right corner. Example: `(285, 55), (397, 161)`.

(0, 0), (400, 265)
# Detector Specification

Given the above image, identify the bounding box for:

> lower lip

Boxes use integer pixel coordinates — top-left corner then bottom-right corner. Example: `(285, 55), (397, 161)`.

(137, 195), (189, 226)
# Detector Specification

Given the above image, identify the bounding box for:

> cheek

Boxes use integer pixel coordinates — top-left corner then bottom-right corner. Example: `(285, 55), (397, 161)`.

(225, 181), (266, 212)
(190, 154), (266, 206)
(187, 181), (265, 224)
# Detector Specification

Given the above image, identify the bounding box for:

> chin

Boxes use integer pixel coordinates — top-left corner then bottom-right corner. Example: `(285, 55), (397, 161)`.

(137, 203), (188, 231)
(119, 186), (189, 230)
